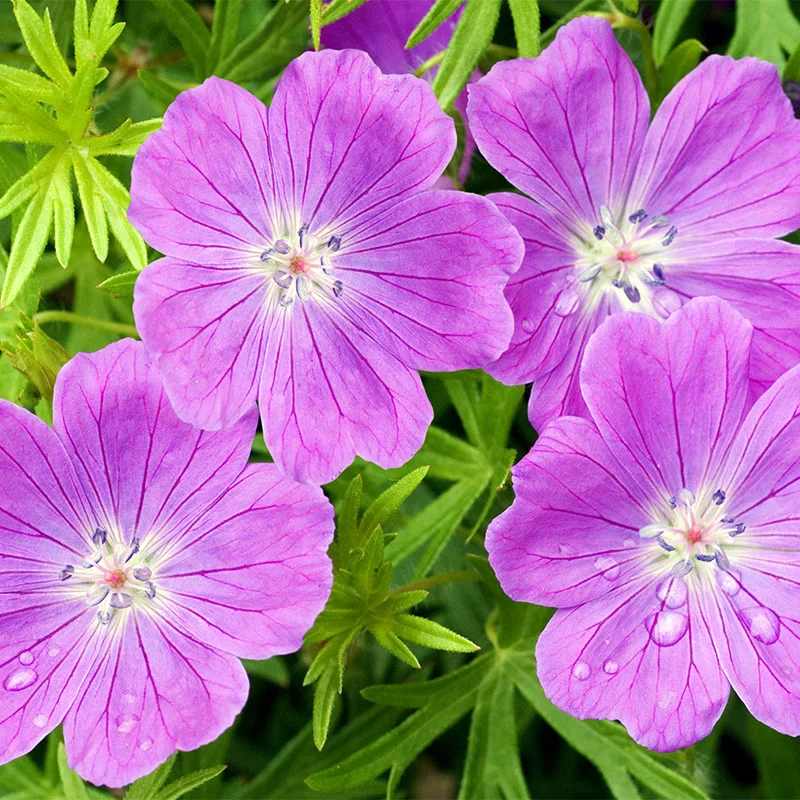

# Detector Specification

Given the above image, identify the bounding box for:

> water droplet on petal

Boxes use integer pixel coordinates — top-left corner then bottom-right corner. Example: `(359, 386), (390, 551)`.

(593, 555), (620, 581)
(572, 662), (591, 681)
(715, 568), (741, 597)
(623, 538), (637, 548)
(296, 275), (311, 300)
(646, 610), (689, 646)
(274, 239), (291, 255)
(47, 645), (61, 658)
(656, 575), (688, 609)
(110, 593), (133, 610)
(554, 288), (580, 317)
(3, 668), (37, 692)
(18, 652), (34, 666)
(133, 567), (151, 582)
(639, 523), (664, 540)
(652, 288), (682, 319)
(116, 713), (140, 733)
(603, 660), (619, 675)
(139, 737), (153, 752)
(557, 544), (575, 556)
(678, 488), (695, 506)
(33, 714), (47, 728)
(123, 692), (136, 705)
(521, 317), (536, 334)
(741, 607), (780, 645)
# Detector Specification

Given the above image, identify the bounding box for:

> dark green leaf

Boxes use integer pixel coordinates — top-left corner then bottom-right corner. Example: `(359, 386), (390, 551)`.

(207, 0), (243, 72)
(652, 0), (696, 64)
(654, 38), (706, 107)
(125, 754), (177, 800)
(152, 766), (227, 800)
(243, 656), (290, 686)
(151, 0), (211, 80)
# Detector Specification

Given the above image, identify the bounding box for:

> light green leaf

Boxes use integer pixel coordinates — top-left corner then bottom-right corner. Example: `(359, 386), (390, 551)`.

(432, 0), (501, 109)
(125, 755), (176, 800)
(356, 465), (428, 542)
(653, 0), (696, 64)
(384, 589), (429, 614)
(0, 86), (64, 145)
(59, 61), (96, 141)
(370, 626), (420, 669)
(85, 118), (162, 157)
(310, 0), (322, 50)
(654, 38), (706, 107)
(406, 0), (462, 49)
(152, 766), (227, 800)
(391, 614), (479, 653)
(207, 0), (243, 72)
(13, 0), (72, 88)
(508, 0), (540, 57)
(313, 664), (341, 750)
(0, 148), (62, 220)
(51, 154), (74, 267)
(57, 742), (90, 800)
(71, 150), (108, 262)
(727, 0), (800, 68)
(151, 0), (211, 80)
(320, 0), (370, 26)
(0, 63), (59, 104)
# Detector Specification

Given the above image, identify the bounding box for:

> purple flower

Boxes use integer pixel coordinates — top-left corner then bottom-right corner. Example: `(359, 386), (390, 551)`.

(129, 51), (521, 485)
(486, 297), (800, 751)
(0, 340), (334, 787)
(468, 16), (800, 431)
(321, 0), (476, 187)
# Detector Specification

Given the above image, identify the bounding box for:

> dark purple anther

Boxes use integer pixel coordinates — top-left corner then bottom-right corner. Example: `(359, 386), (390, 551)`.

(60, 565), (74, 581)
(628, 208), (647, 224)
(721, 515), (735, 524)
(652, 263), (664, 281)
(696, 553), (716, 562)
(730, 523), (746, 537)
(298, 223), (309, 248)
(92, 527), (107, 546)
(661, 226), (678, 247)
(657, 537), (675, 552)
(624, 285), (641, 303)
(593, 225), (605, 240)
(274, 239), (291, 255)
(713, 489), (726, 505)
(328, 235), (342, 251)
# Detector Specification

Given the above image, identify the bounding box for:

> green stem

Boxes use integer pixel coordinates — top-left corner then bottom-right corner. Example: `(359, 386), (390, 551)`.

(393, 569), (481, 595)
(34, 311), (139, 339)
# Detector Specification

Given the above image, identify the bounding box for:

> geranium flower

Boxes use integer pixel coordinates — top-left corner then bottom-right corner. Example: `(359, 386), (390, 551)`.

(486, 297), (800, 750)
(321, 0), (476, 187)
(129, 50), (521, 485)
(0, 340), (334, 786)
(468, 16), (800, 430)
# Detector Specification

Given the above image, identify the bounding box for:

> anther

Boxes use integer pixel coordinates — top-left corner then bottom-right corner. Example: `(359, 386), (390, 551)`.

(714, 548), (731, 571)
(60, 565), (74, 581)
(125, 538), (140, 563)
(730, 523), (746, 537)
(624, 285), (641, 304)
(661, 226), (678, 247)
(652, 264), (665, 282)
(260, 248), (274, 262)
(274, 239), (291, 255)
(671, 560), (694, 577)
(279, 295), (294, 308)
(639, 523), (665, 539)
(143, 582), (156, 599)
(272, 270), (293, 289)
(327, 236), (342, 251)
(713, 489), (726, 505)
(110, 593), (133, 609)
(593, 225), (605, 240)
(296, 275), (311, 301)
(628, 208), (647, 224)
(657, 537), (676, 552)
(332, 281), (344, 298)
(133, 567), (151, 582)
(678, 488), (695, 506)
(298, 224), (309, 248)
(97, 611), (112, 625)
(92, 528), (107, 546)
(721, 515), (735, 524)
(578, 264), (602, 282)
(696, 553), (716, 562)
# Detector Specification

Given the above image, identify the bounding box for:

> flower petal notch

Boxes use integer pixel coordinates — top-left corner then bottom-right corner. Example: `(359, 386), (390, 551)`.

(486, 296), (800, 750)
(0, 339), (334, 787)
(130, 51), (522, 485)
(468, 15), (800, 431)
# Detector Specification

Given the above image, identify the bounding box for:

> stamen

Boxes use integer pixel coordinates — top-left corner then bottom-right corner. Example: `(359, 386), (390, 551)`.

(652, 264), (665, 282)
(730, 523), (746, 537)
(657, 537), (676, 552)
(274, 239), (291, 255)
(678, 489), (695, 506)
(721, 515), (735, 524)
(696, 553), (715, 562)
(60, 565), (74, 581)
(82, 553), (101, 568)
(327, 236), (342, 252)
(92, 528), (107, 546)
(628, 208), (647, 224)
(279, 295), (294, 307)
(578, 264), (602, 282)
(332, 281), (344, 299)
(713, 489), (726, 505)
(650, 215), (669, 227)
(714, 548), (731, 571)
(143, 582), (156, 599)
(97, 611), (112, 625)
(298, 224), (309, 248)
(272, 270), (293, 290)
(671, 560), (694, 577)
(296, 275), (311, 301)
(260, 248), (274, 262)
(593, 225), (605, 240)
(599, 205), (615, 227)
(87, 585), (109, 607)
(110, 593), (133, 609)
(624, 285), (641, 304)
(639, 523), (665, 539)
(125, 538), (140, 563)
(661, 226), (678, 247)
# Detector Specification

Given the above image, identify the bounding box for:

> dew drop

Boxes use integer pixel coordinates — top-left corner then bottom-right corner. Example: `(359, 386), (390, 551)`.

(656, 575), (688, 609)
(741, 607), (780, 645)
(557, 544), (575, 556)
(554, 289), (580, 317)
(47, 645), (61, 658)
(572, 661), (591, 681)
(123, 692), (136, 705)
(110, 593), (133, 610)
(593, 555), (620, 581)
(646, 610), (689, 647)
(33, 714), (47, 728)
(133, 567), (151, 582)
(603, 660), (619, 675)
(639, 523), (664, 540)
(18, 651), (34, 666)
(715, 569), (741, 597)
(659, 690), (677, 709)
(116, 713), (140, 733)
(139, 737), (153, 752)
(3, 668), (38, 692)
(274, 239), (291, 255)
(623, 538), (637, 549)
(521, 317), (536, 334)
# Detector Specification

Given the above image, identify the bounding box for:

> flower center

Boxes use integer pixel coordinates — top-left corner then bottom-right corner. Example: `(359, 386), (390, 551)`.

(638, 487), (746, 575)
(59, 527), (157, 627)
(558, 205), (683, 319)
(260, 224), (344, 309)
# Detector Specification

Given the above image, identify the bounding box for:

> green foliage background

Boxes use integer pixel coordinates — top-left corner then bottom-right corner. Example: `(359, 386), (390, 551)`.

(1, 0), (799, 797)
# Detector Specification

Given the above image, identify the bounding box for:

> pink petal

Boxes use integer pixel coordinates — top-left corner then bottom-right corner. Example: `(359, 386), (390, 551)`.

(158, 463), (334, 659)
(630, 55), (800, 239)
(467, 16), (649, 223)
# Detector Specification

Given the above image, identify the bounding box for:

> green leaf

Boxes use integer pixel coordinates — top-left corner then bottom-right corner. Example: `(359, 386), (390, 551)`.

(13, 0), (73, 88)
(125, 754), (177, 800)
(335, 473), (363, 559)
(57, 742), (91, 800)
(85, 118), (162, 157)
(356, 465), (428, 542)
(0, 756), (49, 797)
(207, 0), (243, 72)
(384, 589), (429, 614)
(0, 148), (62, 220)
(243, 656), (290, 686)
(391, 614), (479, 653)
(310, 0), (322, 50)
(151, 0), (211, 80)
(785, 40), (800, 80)
(727, 0), (800, 68)
(406, 0), (462, 49)
(152, 766), (227, 800)
(50, 154), (73, 267)
(0, 86), (64, 145)
(370, 626), (420, 669)
(60, 61), (95, 142)
(652, 0), (696, 64)
(138, 70), (184, 108)
(1, 183), (54, 307)
(0, 63), (59, 105)
(459, 663), (531, 800)
(508, 0), (540, 57)
(71, 150), (108, 262)
(320, 0), (370, 26)
(654, 38), (706, 108)
(313, 663), (341, 750)
(432, 0), (501, 109)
